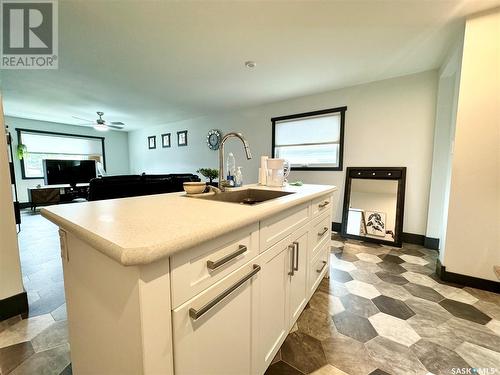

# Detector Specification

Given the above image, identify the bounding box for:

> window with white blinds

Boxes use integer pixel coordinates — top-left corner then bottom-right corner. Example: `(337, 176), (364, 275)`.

(272, 107), (346, 170)
(18, 130), (105, 179)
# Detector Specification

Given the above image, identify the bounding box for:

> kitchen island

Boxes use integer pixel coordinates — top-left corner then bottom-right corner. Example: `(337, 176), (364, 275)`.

(41, 183), (337, 375)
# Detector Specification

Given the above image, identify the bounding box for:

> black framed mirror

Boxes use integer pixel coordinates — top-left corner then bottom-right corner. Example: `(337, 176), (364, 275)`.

(341, 167), (406, 247)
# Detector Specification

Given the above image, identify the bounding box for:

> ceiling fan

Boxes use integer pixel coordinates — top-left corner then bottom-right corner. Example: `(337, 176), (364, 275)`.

(72, 111), (125, 131)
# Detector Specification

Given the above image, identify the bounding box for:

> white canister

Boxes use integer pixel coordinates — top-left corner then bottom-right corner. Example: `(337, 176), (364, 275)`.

(259, 156), (269, 185)
(266, 158), (290, 187)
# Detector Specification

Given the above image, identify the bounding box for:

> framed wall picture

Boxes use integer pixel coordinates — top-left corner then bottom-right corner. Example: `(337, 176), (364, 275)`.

(161, 133), (171, 148)
(148, 136), (156, 149)
(177, 130), (188, 147)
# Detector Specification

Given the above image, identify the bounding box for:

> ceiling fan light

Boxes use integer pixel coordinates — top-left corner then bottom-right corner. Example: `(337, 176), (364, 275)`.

(93, 124), (108, 132)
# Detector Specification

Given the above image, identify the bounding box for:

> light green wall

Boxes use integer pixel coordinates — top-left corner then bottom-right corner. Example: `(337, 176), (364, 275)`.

(5, 116), (130, 202)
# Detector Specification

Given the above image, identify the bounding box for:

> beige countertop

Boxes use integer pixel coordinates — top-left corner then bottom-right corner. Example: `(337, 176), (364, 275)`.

(41, 184), (336, 266)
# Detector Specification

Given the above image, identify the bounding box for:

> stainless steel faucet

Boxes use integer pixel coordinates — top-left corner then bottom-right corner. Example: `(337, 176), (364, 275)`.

(218, 132), (252, 191)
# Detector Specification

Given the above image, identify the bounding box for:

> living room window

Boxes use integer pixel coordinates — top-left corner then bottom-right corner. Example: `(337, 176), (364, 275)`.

(17, 129), (105, 179)
(271, 106), (346, 171)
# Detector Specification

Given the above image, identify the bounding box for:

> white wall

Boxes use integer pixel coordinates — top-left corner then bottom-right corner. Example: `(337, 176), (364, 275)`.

(443, 10), (500, 281)
(129, 71), (437, 235)
(5, 116), (131, 202)
(0, 100), (24, 300)
(426, 32), (464, 257)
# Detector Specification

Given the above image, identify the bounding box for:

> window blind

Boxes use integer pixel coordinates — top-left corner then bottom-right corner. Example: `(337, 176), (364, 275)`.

(274, 112), (342, 168)
(18, 130), (104, 178)
(21, 132), (103, 155)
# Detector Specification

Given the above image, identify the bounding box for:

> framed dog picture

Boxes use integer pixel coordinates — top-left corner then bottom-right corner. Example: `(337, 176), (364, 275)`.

(365, 211), (386, 237)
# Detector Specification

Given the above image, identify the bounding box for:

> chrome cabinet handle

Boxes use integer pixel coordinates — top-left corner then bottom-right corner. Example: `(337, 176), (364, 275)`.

(318, 227), (328, 236)
(288, 244), (295, 276)
(293, 241), (299, 271)
(207, 245), (247, 270)
(318, 201), (329, 208)
(189, 264), (261, 321)
(316, 260), (327, 273)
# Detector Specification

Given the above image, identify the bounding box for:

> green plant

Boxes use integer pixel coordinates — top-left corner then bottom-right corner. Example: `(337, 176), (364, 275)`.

(197, 168), (219, 183)
(17, 144), (27, 160)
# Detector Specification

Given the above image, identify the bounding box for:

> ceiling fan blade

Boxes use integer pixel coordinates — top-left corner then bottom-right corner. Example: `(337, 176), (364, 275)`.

(110, 121), (125, 126)
(72, 115), (95, 123)
(107, 124), (125, 130)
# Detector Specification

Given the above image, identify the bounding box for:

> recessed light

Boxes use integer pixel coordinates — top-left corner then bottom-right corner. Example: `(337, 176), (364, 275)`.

(245, 61), (256, 68)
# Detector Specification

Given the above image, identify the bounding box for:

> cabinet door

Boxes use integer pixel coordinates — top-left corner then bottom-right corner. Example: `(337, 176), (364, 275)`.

(257, 236), (290, 374)
(288, 225), (309, 326)
(172, 262), (260, 375)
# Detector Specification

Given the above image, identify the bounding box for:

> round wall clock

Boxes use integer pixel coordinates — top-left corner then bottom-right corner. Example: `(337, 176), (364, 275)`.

(206, 129), (222, 150)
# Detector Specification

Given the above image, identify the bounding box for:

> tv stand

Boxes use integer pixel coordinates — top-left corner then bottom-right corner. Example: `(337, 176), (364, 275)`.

(28, 184), (89, 210)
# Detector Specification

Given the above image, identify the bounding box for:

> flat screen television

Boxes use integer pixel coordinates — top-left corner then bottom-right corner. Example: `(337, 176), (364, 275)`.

(43, 160), (97, 187)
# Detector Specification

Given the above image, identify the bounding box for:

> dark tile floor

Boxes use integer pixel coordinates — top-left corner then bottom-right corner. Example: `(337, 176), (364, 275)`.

(0, 210), (70, 374)
(1, 212), (499, 375)
(18, 210), (67, 320)
(266, 236), (500, 375)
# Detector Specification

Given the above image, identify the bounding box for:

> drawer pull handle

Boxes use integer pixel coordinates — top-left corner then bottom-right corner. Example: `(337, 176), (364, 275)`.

(316, 260), (327, 273)
(318, 201), (329, 208)
(293, 241), (299, 271)
(189, 264), (261, 321)
(207, 245), (247, 270)
(318, 227), (329, 236)
(288, 244), (295, 276)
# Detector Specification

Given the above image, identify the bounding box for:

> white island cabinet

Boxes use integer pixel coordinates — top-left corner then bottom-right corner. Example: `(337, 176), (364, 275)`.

(41, 184), (336, 375)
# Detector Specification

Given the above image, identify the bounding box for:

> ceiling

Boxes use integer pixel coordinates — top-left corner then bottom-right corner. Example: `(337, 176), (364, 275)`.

(1, 0), (499, 131)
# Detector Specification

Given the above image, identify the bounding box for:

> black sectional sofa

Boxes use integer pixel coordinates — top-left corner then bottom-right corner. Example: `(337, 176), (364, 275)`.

(88, 173), (201, 201)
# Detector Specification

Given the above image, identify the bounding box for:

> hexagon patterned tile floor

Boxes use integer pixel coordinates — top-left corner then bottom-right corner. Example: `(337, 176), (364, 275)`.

(374, 272), (408, 286)
(266, 236), (500, 375)
(371, 295), (415, 320)
(1, 212), (500, 375)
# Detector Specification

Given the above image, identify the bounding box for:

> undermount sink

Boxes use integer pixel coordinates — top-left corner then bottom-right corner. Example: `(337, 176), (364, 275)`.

(192, 188), (295, 205)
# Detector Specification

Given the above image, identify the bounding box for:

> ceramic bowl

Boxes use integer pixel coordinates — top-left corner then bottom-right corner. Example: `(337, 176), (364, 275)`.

(183, 182), (207, 194)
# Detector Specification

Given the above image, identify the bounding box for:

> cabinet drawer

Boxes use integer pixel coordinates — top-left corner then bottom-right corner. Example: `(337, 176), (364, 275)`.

(310, 211), (331, 258)
(260, 203), (309, 252)
(171, 223), (259, 308)
(309, 241), (329, 296)
(311, 194), (333, 218)
(172, 261), (260, 375)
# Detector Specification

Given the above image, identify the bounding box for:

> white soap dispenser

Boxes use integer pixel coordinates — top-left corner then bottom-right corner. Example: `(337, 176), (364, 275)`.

(235, 167), (243, 187)
(226, 152), (236, 186)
